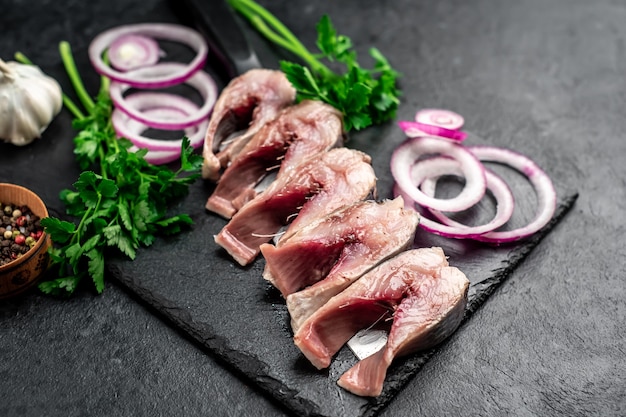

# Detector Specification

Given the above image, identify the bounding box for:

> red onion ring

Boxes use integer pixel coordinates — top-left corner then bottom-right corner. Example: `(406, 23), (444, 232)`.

(415, 108), (465, 130)
(398, 120), (468, 141)
(109, 64), (218, 130)
(113, 106), (204, 165)
(108, 34), (161, 72)
(430, 146), (557, 243)
(407, 156), (515, 238)
(111, 93), (208, 153)
(394, 109), (557, 243)
(88, 23), (208, 88)
(390, 136), (487, 212)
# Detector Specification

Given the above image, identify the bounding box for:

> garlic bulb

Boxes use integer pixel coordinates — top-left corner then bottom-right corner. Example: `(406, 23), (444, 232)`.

(0, 58), (63, 146)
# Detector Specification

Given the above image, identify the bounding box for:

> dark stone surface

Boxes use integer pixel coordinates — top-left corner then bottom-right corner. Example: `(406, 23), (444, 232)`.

(1, 0), (624, 416)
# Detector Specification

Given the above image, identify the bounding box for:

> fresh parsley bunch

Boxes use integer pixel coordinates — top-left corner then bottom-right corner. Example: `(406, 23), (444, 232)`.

(228, 0), (401, 131)
(28, 42), (203, 296)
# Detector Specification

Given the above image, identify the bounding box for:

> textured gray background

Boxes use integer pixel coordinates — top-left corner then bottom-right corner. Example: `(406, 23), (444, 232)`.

(1, 0), (624, 416)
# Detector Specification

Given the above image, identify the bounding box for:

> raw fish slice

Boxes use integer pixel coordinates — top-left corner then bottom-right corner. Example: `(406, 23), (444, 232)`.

(202, 69), (296, 181)
(292, 247), (454, 370)
(214, 148), (375, 266)
(205, 100), (344, 218)
(276, 150), (377, 246)
(337, 266), (469, 397)
(258, 198), (418, 330)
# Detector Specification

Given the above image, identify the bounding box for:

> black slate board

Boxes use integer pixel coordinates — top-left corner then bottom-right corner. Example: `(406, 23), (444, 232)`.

(105, 124), (578, 417)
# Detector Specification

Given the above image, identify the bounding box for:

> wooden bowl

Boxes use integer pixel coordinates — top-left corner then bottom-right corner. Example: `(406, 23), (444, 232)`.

(0, 183), (52, 299)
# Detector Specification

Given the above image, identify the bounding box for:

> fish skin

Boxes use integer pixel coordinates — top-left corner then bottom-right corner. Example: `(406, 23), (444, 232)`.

(292, 247), (468, 392)
(205, 100), (344, 219)
(201, 69), (296, 181)
(258, 197), (418, 331)
(214, 148), (376, 266)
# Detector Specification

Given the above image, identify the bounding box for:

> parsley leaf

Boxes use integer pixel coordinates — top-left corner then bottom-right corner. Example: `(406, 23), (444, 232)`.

(228, 0), (401, 132)
(33, 41), (202, 296)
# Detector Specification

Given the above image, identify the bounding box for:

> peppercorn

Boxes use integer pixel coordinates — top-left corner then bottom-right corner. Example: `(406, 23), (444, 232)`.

(0, 201), (44, 266)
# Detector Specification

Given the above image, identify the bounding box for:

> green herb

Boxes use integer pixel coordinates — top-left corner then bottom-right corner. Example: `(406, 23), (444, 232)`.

(228, 0), (401, 132)
(17, 42), (203, 296)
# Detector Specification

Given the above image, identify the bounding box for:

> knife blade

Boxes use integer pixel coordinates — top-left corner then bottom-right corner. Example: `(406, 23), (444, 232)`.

(347, 328), (388, 360)
(169, 0), (262, 81)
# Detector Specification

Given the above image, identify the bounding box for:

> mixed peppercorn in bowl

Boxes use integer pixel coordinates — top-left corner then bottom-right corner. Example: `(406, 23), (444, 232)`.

(0, 183), (50, 299)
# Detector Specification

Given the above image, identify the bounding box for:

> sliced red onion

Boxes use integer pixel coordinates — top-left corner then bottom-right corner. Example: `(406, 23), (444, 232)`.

(409, 157), (515, 238)
(109, 64), (218, 130)
(390, 136), (487, 212)
(112, 105), (206, 165)
(415, 108), (465, 130)
(395, 109), (557, 243)
(467, 146), (557, 243)
(398, 120), (468, 141)
(108, 34), (161, 72)
(111, 93), (208, 153)
(395, 183), (495, 239)
(416, 146), (557, 243)
(120, 117), (182, 164)
(88, 23), (208, 88)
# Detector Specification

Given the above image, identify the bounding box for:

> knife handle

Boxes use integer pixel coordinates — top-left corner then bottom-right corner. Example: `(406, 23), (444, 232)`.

(169, 0), (261, 80)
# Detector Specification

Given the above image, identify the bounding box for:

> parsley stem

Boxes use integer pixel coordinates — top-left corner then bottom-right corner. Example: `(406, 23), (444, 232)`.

(98, 146), (108, 179)
(230, 0), (301, 48)
(61, 94), (86, 120)
(99, 55), (111, 96)
(72, 203), (94, 248)
(227, 0), (332, 77)
(12, 51), (30, 64)
(59, 41), (96, 113)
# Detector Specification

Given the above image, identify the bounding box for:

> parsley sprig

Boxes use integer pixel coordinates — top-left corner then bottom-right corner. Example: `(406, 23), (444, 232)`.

(228, 0), (401, 131)
(29, 41), (203, 296)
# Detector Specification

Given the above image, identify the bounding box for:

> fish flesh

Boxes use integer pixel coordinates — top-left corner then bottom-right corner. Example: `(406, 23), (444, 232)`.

(283, 197), (418, 331)
(265, 197), (417, 296)
(258, 197), (419, 331)
(293, 248), (469, 396)
(202, 69), (296, 181)
(274, 150), (378, 246)
(205, 100), (344, 219)
(292, 247), (451, 369)
(337, 264), (469, 396)
(214, 148), (376, 266)
(214, 148), (375, 265)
